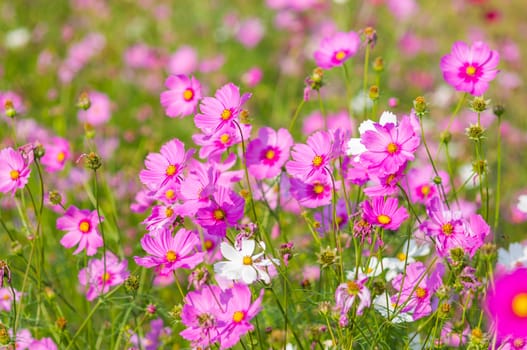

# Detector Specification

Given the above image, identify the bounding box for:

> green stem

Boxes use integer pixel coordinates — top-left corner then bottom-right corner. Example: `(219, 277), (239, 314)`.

(493, 117), (502, 234)
(288, 99), (305, 133)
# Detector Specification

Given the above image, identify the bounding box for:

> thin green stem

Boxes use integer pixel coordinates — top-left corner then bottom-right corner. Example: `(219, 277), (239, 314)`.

(493, 117), (502, 234)
(288, 99), (305, 133)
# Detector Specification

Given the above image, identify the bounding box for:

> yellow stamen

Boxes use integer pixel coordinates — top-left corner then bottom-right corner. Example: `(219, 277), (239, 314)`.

(442, 223), (454, 236)
(9, 170), (19, 180)
(183, 88), (194, 101)
(347, 281), (360, 295)
(420, 185), (430, 197)
(377, 214), (391, 225)
(415, 287), (427, 299)
(313, 183), (325, 194)
(265, 149), (275, 160)
(335, 50), (346, 61)
(79, 221), (91, 233)
(397, 252), (406, 261)
(387, 142), (398, 154)
(57, 151), (66, 163)
(204, 240), (213, 250)
(102, 272), (111, 282)
(165, 207), (174, 218)
(242, 256), (252, 265)
(232, 311), (245, 323)
(166, 164), (177, 176)
(312, 155), (323, 167)
(165, 189), (175, 200)
(220, 133), (230, 144)
(166, 250), (178, 262)
(221, 109), (232, 120)
(512, 293), (527, 318)
(213, 209), (225, 221)
(465, 65), (476, 76)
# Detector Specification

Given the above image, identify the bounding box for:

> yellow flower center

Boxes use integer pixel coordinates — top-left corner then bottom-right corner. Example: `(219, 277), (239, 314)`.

(386, 174), (396, 185)
(165, 189), (175, 200)
(243, 256), (253, 265)
(165, 164), (177, 176)
(312, 155), (323, 167)
(441, 223), (454, 236)
(57, 151), (66, 162)
(165, 207), (174, 218)
(265, 149), (275, 160)
(377, 214), (391, 225)
(514, 339), (526, 348)
(465, 65), (476, 76)
(512, 293), (527, 318)
(220, 133), (230, 144)
(221, 109), (232, 120)
(347, 281), (360, 295)
(415, 287), (427, 299)
(387, 142), (398, 154)
(420, 185), (430, 196)
(9, 170), (19, 180)
(2, 294), (10, 301)
(213, 209), (225, 221)
(335, 50), (346, 61)
(166, 250), (178, 262)
(79, 221), (91, 233)
(183, 88), (194, 101)
(204, 239), (213, 250)
(313, 183), (325, 194)
(102, 272), (111, 282)
(232, 311), (245, 323)
(397, 252), (406, 261)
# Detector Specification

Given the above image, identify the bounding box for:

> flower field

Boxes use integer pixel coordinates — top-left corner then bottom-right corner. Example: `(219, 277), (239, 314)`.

(1, 0), (527, 349)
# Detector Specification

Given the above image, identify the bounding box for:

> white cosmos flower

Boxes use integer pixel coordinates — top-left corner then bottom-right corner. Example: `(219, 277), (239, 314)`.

(517, 195), (527, 214)
(346, 256), (382, 279)
(497, 242), (527, 270)
(373, 292), (413, 324)
(214, 239), (278, 284)
(382, 239), (430, 281)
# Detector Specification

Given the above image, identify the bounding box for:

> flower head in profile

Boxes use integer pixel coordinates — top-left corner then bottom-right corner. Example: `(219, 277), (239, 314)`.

(41, 137), (70, 173)
(486, 268), (527, 338)
(78, 252), (129, 301)
(440, 41), (500, 96)
(160, 74), (202, 118)
(0, 147), (31, 195)
(214, 239), (277, 284)
(314, 31), (361, 69)
(56, 206), (103, 256)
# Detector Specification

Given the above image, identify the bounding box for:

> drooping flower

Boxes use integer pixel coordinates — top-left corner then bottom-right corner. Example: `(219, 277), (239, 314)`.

(134, 228), (204, 274)
(56, 206), (103, 256)
(335, 273), (371, 320)
(362, 196), (409, 230)
(0, 147), (31, 195)
(160, 75), (202, 118)
(440, 41), (500, 96)
(391, 261), (443, 320)
(194, 83), (251, 134)
(314, 31), (361, 69)
(246, 127), (293, 180)
(214, 239), (278, 284)
(78, 252), (129, 301)
(139, 138), (195, 191)
(40, 137), (70, 173)
(217, 284), (264, 349)
(486, 268), (527, 338)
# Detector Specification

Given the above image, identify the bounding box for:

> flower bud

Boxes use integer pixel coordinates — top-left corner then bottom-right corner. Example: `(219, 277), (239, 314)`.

(369, 85), (379, 100)
(413, 96), (428, 116)
(124, 275), (140, 294)
(493, 103), (505, 118)
(470, 97), (489, 113)
(56, 317), (68, 331)
(49, 191), (63, 206)
(77, 91), (91, 110)
(372, 56), (384, 72)
(440, 131), (452, 144)
(465, 124), (485, 141)
(84, 152), (102, 171)
(4, 100), (16, 118)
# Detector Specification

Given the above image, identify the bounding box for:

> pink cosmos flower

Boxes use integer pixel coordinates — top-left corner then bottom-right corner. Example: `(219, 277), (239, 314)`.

(129, 318), (171, 350)
(241, 67), (263, 87)
(194, 83), (251, 134)
(314, 198), (348, 235)
(0, 91), (25, 117)
(193, 123), (251, 159)
(440, 41), (500, 96)
(8, 328), (33, 350)
(134, 228), (204, 274)
(290, 172), (333, 208)
(335, 273), (371, 321)
(359, 114), (420, 175)
(314, 31), (361, 69)
(56, 206), (103, 256)
(362, 196), (409, 230)
(168, 45), (198, 75)
(286, 130), (335, 180)
(160, 75), (202, 118)
(246, 127), (293, 180)
(236, 18), (265, 48)
(0, 147), (31, 195)
(391, 261), (443, 320)
(77, 91), (112, 126)
(195, 186), (245, 237)
(402, 165), (450, 204)
(180, 285), (225, 348)
(28, 337), (58, 350)
(0, 287), (20, 312)
(40, 137), (70, 173)
(486, 268), (527, 338)
(217, 284), (264, 349)
(78, 252), (129, 301)
(139, 138), (195, 191)
(363, 164), (406, 197)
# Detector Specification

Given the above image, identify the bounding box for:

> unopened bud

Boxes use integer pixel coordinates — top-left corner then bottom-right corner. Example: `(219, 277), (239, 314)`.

(77, 91), (91, 110)
(433, 176), (442, 185)
(56, 317), (68, 331)
(413, 96), (428, 116)
(84, 152), (102, 171)
(124, 275), (140, 294)
(465, 124), (485, 141)
(239, 110), (250, 124)
(470, 97), (489, 113)
(368, 85), (379, 100)
(84, 123), (95, 139)
(493, 104), (505, 118)
(372, 57), (384, 72)
(440, 131), (452, 144)
(4, 100), (16, 118)
(49, 191), (62, 206)
(472, 159), (487, 175)
(34, 144), (46, 160)
(363, 27), (377, 46)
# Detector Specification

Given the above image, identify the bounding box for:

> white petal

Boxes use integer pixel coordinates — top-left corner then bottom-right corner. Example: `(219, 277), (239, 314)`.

(240, 239), (256, 256)
(241, 267), (257, 284)
(358, 120), (375, 135)
(347, 138), (366, 156)
(220, 242), (241, 262)
(379, 111), (397, 126)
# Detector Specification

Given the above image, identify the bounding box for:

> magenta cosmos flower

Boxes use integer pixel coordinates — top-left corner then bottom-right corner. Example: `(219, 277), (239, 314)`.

(362, 196), (409, 230)
(486, 268), (527, 338)
(134, 228), (204, 274)
(440, 41), (500, 96)
(195, 186), (245, 237)
(41, 137), (70, 173)
(314, 30), (361, 69)
(139, 138), (195, 191)
(77, 91), (112, 126)
(290, 172), (333, 208)
(194, 82), (251, 134)
(79, 252), (129, 301)
(246, 127), (293, 180)
(160, 74), (202, 118)
(56, 206), (103, 256)
(0, 147), (31, 195)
